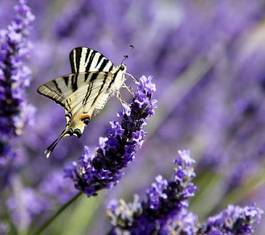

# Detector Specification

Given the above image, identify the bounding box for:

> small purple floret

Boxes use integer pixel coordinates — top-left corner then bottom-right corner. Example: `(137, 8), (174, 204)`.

(200, 205), (263, 235)
(107, 150), (197, 234)
(0, 0), (35, 158)
(65, 76), (156, 196)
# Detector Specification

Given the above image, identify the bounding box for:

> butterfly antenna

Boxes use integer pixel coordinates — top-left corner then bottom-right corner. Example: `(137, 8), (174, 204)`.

(120, 44), (135, 64)
(44, 128), (68, 158)
(121, 55), (128, 64)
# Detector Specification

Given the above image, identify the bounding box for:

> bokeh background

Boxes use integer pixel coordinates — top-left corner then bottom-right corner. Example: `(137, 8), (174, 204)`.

(1, 0), (265, 234)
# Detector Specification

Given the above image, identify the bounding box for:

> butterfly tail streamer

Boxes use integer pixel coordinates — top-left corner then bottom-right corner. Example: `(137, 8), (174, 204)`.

(44, 128), (69, 158)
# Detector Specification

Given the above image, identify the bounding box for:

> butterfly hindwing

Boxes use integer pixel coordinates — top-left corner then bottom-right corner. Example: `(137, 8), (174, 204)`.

(69, 47), (113, 74)
(37, 72), (109, 110)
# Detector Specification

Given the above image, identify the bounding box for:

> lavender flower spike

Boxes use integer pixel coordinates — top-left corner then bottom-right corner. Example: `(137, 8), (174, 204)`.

(0, 0), (35, 156)
(199, 205), (263, 235)
(107, 150), (198, 234)
(65, 76), (156, 196)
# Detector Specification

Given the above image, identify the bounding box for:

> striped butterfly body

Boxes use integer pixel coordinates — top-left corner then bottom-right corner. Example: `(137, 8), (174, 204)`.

(37, 47), (127, 158)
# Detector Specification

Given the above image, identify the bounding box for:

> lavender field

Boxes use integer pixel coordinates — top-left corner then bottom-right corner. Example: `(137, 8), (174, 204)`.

(1, 0), (265, 234)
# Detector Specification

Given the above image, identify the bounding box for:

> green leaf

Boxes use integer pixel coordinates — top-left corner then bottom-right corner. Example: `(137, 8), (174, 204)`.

(190, 170), (222, 219)
(61, 195), (102, 235)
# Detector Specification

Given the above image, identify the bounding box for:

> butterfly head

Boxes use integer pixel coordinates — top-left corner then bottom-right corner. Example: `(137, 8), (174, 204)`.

(118, 64), (127, 72)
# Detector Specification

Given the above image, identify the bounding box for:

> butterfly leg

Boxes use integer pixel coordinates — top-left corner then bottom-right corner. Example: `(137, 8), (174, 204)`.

(116, 92), (130, 110)
(126, 72), (138, 83)
(122, 83), (134, 96)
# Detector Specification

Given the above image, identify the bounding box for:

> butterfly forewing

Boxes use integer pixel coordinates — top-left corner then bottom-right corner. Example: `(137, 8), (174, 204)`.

(69, 47), (113, 74)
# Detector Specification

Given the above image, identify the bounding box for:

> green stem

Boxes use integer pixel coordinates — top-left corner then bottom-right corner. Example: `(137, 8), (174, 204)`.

(190, 170), (222, 219)
(207, 165), (265, 216)
(31, 192), (82, 235)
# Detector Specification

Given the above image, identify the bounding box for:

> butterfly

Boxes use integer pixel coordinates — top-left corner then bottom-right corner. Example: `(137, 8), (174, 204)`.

(37, 47), (130, 158)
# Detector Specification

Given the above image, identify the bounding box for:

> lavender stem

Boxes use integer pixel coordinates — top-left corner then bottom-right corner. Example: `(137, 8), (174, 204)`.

(31, 192), (82, 235)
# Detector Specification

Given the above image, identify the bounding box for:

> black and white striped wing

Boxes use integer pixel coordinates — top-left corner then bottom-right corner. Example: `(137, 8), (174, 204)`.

(37, 72), (112, 113)
(37, 75), (70, 108)
(84, 82), (112, 114)
(69, 47), (113, 74)
(68, 73), (113, 116)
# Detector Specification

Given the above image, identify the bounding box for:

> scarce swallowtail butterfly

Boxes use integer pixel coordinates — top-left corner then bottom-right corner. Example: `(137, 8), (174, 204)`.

(37, 47), (130, 158)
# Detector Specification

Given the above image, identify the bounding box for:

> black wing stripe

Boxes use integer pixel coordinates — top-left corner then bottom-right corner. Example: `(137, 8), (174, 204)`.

(91, 73), (109, 107)
(84, 73), (90, 82)
(65, 113), (71, 119)
(98, 59), (109, 72)
(109, 64), (114, 71)
(82, 81), (93, 105)
(71, 74), (78, 92)
(82, 73), (99, 105)
(63, 76), (69, 86)
(52, 80), (62, 94)
(96, 54), (104, 67)
(69, 50), (75, 73)
(82, 83), (91, 105)
(65, 99), (72, 112)
(107, 69), (120, 92)
(84, 48), (91, 69)
(69, 47), (114, 73)
(86, 50), (96, 71)
(43, 84), (61, 97)
(40, 85), (65, 107)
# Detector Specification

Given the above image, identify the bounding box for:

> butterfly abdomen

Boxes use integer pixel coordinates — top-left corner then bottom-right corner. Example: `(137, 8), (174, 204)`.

(66, 113), (88, 137)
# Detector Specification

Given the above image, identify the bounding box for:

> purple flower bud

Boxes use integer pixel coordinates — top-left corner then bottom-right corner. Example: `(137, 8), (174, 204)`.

(0, 0), (34, 158)
(107, 150), (197, 234)
(200, 205), (263, 234)
(65, 76), (156, 196)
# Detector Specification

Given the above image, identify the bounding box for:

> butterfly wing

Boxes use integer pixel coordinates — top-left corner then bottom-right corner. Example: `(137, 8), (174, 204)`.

(81, 66), (127, 115)
(69, 47), (113, 73)
(38, 47), (114, 107)
(67, 72), (114, 116)
(37, 73), (77, 110)
(37, 72), (107, 107)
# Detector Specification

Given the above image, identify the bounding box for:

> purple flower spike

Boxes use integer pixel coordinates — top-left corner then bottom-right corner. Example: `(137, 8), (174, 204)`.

(106, 150), (263, 235)
(0, 0), (34, 157)
(7, 187), (48, 230)
(162, 209), (199, 235)
(107, 150), (197, 234)
(199, 205), (263, 235)
(65, 76), (156, 196)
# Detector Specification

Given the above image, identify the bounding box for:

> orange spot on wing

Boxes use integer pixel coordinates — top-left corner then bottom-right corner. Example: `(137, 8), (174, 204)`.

(79, 114), (91, 120)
